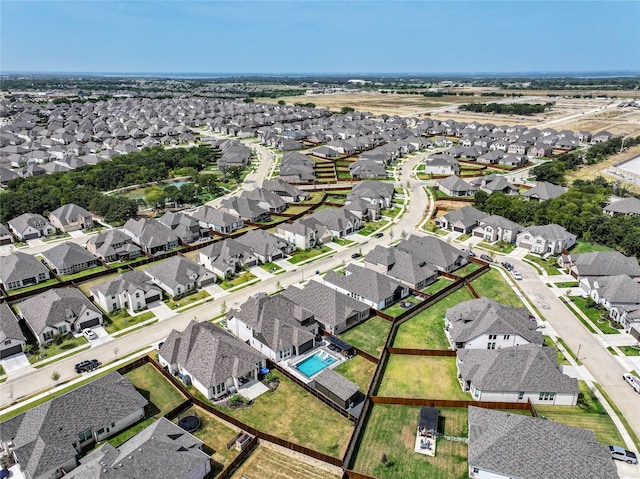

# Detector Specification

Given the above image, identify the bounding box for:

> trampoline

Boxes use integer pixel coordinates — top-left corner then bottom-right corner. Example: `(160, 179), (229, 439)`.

(178, 415), (201, 433)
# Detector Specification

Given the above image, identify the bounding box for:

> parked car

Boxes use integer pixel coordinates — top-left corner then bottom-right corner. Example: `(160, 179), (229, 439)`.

(511, 270), (522, 280)
(74, 359), (100, 373)
(623, 373), (640, 393)
(501, 261), (513, 271)
(480, 254), (493, 262)
(374, 232), (384, 238)
(461, 248), (476, 257)
(609, 445), (638, 464)
(351, 252), (362, 259)
(82, 328), (98, 340)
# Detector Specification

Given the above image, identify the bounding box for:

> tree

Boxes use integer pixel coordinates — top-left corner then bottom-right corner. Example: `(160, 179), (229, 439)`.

(178, 183), (198, 205)
(228, 166), (245, 183)
(341, 106), (355, 114)
(163, 185), (180, 207)
(51, 370), (60, 385)
(473, 190), (489, 210)
(220, 300), (227, 316)
(277, 100), (286, 105)
(144, 186), (167, 211)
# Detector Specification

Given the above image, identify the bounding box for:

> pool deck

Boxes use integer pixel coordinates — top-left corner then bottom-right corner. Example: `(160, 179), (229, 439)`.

(280, 345), (346, 384)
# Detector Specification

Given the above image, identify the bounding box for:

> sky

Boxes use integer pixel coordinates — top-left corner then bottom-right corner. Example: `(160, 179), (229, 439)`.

(1, 1), (639, 75)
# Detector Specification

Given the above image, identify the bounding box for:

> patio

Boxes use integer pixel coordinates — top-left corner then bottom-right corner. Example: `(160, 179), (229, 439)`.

(237, 378), (269, 401)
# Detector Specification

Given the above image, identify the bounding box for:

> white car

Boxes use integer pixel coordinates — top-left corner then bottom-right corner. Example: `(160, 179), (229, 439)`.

(511, 270), (522, 280)
(82, 328), (98, 340)
(623, 373), (640, 394)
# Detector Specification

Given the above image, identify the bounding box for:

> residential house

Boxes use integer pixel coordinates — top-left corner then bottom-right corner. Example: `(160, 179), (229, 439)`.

(563, 250), (640, 280)
(592, 130), (614, 143)
(444, 298), (542, 350)
(219, 196), (270, 223)
(603, 197), (640, 216)
(0, 223), (14, 245)
(364, 245), (438, 290)
(528, 143), (553, 157)
(0, 372), (147, 479)
(516, 224), (576, 255)
(313, 369), (362, 410)
(8, 213), (56, 240)
(282, 281), (370, 335)
(86, 228), (142, 263)
(188, 206), (244, 234)
(159, 321), (265, 400)
(522, 181), (567, 201)
(471, 174), (519, 195)
(434, 206), (488, 234)
(145, 256), (216, 298)
(457, 344), (579, 405)
(262, 178), (309, 202)
(64, 417), (211, 479)
(15, 287), (104, 346)
(467, 407), (619, 479)
(90, 270), (163, 314)
(48, 203), (94, 232)
(123, 218), (180, 255)
(240, 187), (287, 213)
(41, 241), (99, 275)
(396, 235), (468, 273)
(274, 221), (318, 250)
(348, 180), (395, 208)
(580, 275), (640, 330)
(349, 159), (387, 179)
(437, 175), (476, 197)
(227, 293), (318, 361)
(424, 155), (460, 176)
(499, 153), (527, 167)
(198, 238), (259, 278)
(235, 229), (295, 263)
(300, 208), (361, 238)
(279, 152), (316, 183)
(158, 211), (206, 244)
(472, 215), (522, 243)
(0, 251), (52, 291)
(323, 264), (409, 310)
(0, 302), (26, 359)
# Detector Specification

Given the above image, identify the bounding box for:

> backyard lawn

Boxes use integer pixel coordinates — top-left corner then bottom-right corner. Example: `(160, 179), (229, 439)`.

(124, 363), (186, 417)
(569, 241), (612, 255)
(376, 355), (471, 400)
(7, 278), (59, 296)
(333, 355), (377, 393)
(470, 268), (524, 307)
(383, 295), (422, 318)
(231, 445), (342, 479)
(453, 262), (484, 278)
(393, 287), (473, 349)
(60, 265), (109, 282)
(352, 405), (468, 479)
(288, 245), (333, 264)
(421, 278), (454, 295)
(338, 316), (392, 358)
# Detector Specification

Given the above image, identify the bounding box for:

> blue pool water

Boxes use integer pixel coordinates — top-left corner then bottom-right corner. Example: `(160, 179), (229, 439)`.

(295, 351), (337, 378)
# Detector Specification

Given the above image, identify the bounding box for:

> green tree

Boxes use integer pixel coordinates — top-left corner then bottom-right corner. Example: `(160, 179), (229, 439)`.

(144, 186), (167, 211)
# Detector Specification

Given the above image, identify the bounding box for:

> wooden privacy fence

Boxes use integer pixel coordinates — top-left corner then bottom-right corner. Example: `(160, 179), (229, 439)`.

(216, 435), (259, 479)
(369, 396), (537, 414)
(386, 348), (455, 356)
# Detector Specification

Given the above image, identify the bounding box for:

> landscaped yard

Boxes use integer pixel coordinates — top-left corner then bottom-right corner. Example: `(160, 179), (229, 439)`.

(478, 241), (516, 255)
(231, 445), (342, 479)
(393, 287), (473, 349)
(28, 335), (89, 364)
(213, 371), (353, 457)
(524, 254), (562, 276)
(220, 272), (258, 290)
(333, 355), (377, 393)
(60, 265), (109, 281)
(288, 245), (333, 264)
(569, 296), (620, 334)
(338, 316), (392, 358)
(618, 346), (640, 356)
(383, 295), (422, 318)
(569, 241), (612, 255)
(535, 382), (624, 446)
(259, 262), (284, 274)
(376, 355), (471, 400)
(7, 278), (59, 296)
(381, 206), (401, 218)
(359, 219), (390, 236)
(104, 309), (155, 333)
(470, 268), (524, 307)
(165, 290), (211, 309)
(352, 405), (468, 479)
(332, 237), (357, 247)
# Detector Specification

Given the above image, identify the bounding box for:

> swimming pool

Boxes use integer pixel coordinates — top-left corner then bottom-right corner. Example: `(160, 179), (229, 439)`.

(295, 350), (337, 378)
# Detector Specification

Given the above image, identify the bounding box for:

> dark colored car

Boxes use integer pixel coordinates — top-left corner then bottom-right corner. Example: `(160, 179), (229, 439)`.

(351, 252), (362, 259)
(75, 359), (100, 373)
(480, 254), (493, 263)
(374, 232), (384, 238)
(501, 261), (514, 271)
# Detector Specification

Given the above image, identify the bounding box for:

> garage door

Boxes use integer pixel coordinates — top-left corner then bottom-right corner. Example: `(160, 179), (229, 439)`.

(453, 227), (465, 233)
(146, 294), (161, 303)
(199, 277), (216, 287)
(24, 233), (39, 240)
(79, 318), (100, 330)
(0, 345), (23, 358)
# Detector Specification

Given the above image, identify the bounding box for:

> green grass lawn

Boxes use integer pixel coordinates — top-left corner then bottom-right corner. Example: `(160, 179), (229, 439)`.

(60, 265), (109, 282)
(376, 356), (471, 400)
(454, 262), (484, 278)
(352, 405), (468, 479)
(124, 363), (186, 417)
(524, 255), (562, 276)
(338, 316), (392, 358)
(165, 290), (211, 309)
(569, 241), (613, 255)
(28, 335), (89, 364)
(394, 287), (473, 349)
(220, 272), (258, 290)
(283, 204), (312, 215)
(7, 278), (59, 295)
(104, 309), (155, 334)
(383, 295), (421, 317)
(213, 371), (353, 457)
(554, 281), (579, 288)
(288, 245), (333, 264)
(332, 237), (357, 247)
(543, 336), (570, 365)
(77, 272), (121, 295)
(381, 207), (401, 218)
(333, 355), (377, 393)
(470, 268), (524, 307)
(302, 191), (325, 204)
(421, 278), (455, 295)
(478, 241), (516, 254)
(535, 382), (624, 446)
(359, 220), (390, 236)
(618, 346), (640, 356)
(259, 262), (284, 274)
(569, 296), (620, 334)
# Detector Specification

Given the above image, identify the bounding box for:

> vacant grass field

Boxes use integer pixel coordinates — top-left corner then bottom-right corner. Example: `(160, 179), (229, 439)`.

(376, 356), (471, 400)
(352, 405), (468, 479)
(230, 445), (342, 479)
(214, 371), (353, 457)
(338, 316), (392, 358)
(333, 355), (377, 393)
(535, 382), (624, 446)
(470, 268), (524, 307)
(393, 287), (473, 349)
(124, 363), (186, 417)
(569, 241), (613, 255)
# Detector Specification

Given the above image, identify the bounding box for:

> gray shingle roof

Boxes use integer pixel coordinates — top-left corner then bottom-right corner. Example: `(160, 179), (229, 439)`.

(0, 301), (25, 343)
(396, 235), (466, 271)
(522, 181), (567, 201)
(439, 206), (488, 229)
(123, 218), (179, 249)
(604, 197), (640, 215)
(0, 251), (51, 285)
(8, 213), (53, 235)
(41, 241), (98, 271)
(438, 175), (476, 193)
(590, 275), (640, 304)
(364, 245), (437, 286)
(87, 228), (141, 260)
(324, 264), (406, 304)
(90, 270), (161, 298)
(521, 223), (574, 242)
(160, 320), (263, 388)
(572, 251), (640, 278)
(468, 406), (619, 479)
(0, 372), (147, 479)
(314, 369), (360, 401)
(458, 344), (578, 394)
(145, 256), (212, 290)
(49, 203), (92, 227)
(235, 229), (292, 259)
(189, 205), (242, 227)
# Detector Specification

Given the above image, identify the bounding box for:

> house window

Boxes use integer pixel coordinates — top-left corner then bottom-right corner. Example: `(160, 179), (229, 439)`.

(43, 330), (54, 341)
(112, 303), (117, 310)
(488, 334), (496, 340)
(135, 292), (140, 298)
(97, 428), (105, 435)
(58, 325), (67, 334)
(504, 335), (510, 340)
(4, 340), (10, 345)
(539, 392), (555, 401)
(78, 429), (93, 442)
(487, 343), (496, 350)
(215, 382), (226, 395)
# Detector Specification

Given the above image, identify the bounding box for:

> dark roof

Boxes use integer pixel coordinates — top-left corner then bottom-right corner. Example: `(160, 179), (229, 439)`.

(314, 369), (359, 401)
(419, 407), (439, 431)
(0, 251), (50, 285)
(0, 302), (25, 343)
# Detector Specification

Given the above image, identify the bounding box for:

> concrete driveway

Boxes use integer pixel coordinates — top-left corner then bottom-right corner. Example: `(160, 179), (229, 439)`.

(1, 353), (31, 374)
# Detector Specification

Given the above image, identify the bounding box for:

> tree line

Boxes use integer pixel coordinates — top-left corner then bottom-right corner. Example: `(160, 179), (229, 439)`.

(474, 177), (640, 257)
(0, 145), (220, 224)
(459, 102), (554, 115)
